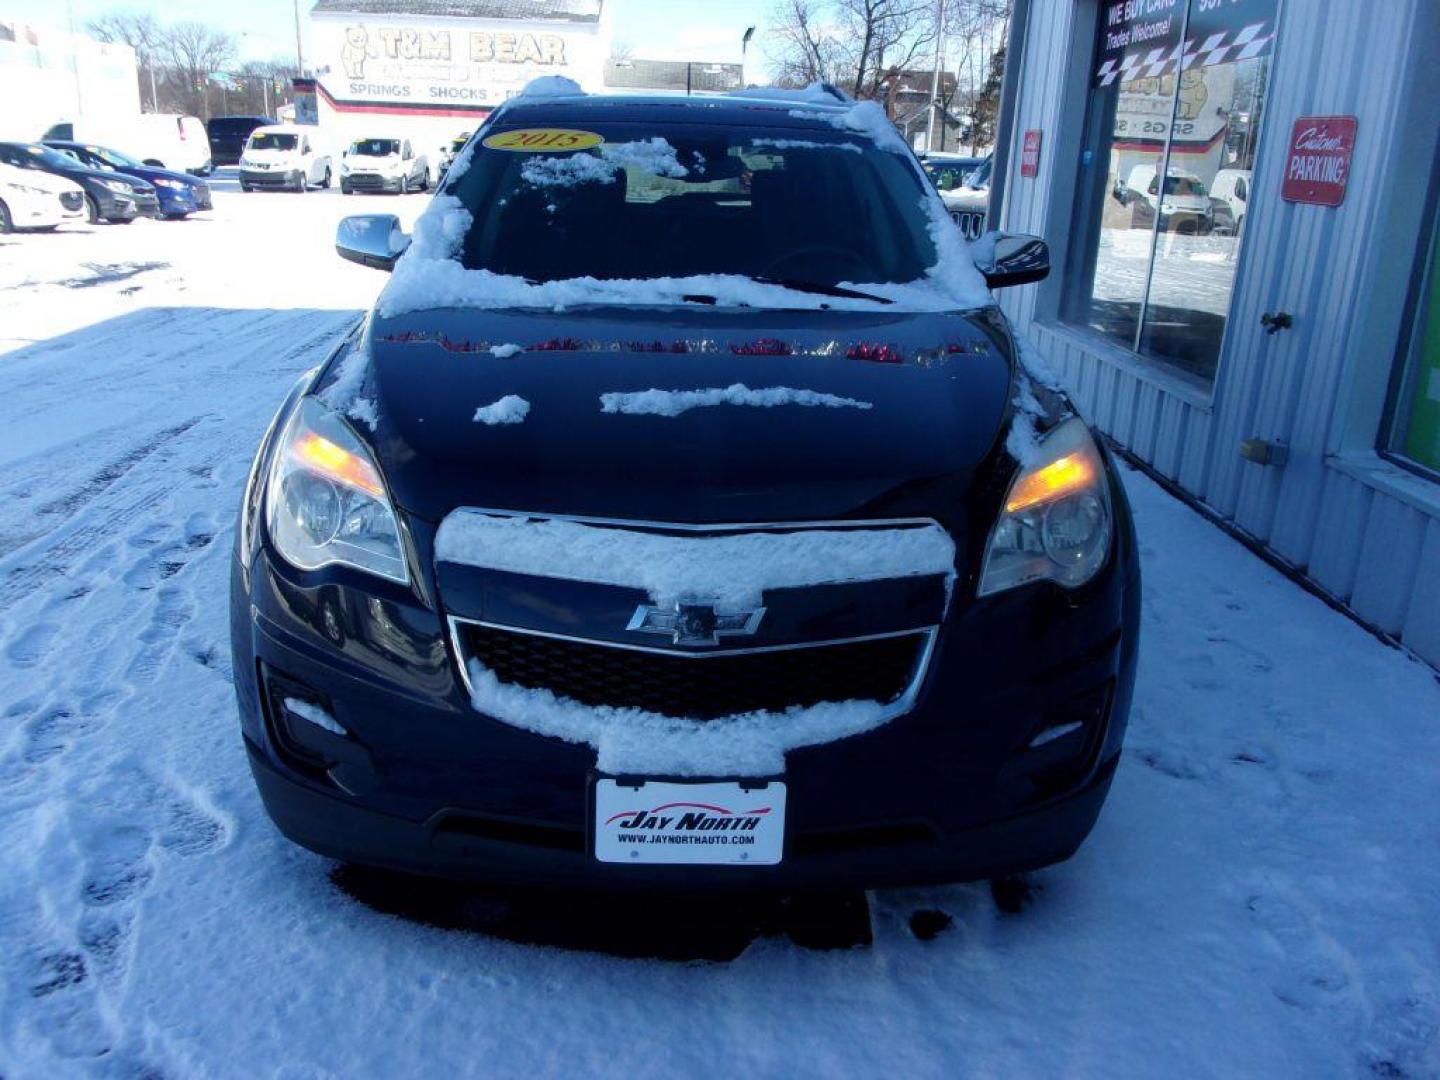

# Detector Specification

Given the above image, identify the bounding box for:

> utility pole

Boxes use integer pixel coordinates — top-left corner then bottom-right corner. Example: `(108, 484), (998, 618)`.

(293, 0), (305, 76)
(927, 0), (945, 153)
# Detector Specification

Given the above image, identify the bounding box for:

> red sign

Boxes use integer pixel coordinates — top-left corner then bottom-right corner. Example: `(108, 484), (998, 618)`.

(1020, 129), (1042, 178)
(1281, 116), (1357, 207)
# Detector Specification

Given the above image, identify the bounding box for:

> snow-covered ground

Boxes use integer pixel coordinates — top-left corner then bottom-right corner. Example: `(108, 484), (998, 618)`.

(1, 179), (1437, 1078)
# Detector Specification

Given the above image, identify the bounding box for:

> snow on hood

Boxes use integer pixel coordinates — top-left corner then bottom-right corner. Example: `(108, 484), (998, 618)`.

(433, 512), (955, 610)
(472, 394), (530, 425)
(467, 658), (921, 777)
(598, 383), (872, 418)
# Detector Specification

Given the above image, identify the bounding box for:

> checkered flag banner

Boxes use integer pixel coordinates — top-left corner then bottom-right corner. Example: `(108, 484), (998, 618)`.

(1095, 22), (1274, 86)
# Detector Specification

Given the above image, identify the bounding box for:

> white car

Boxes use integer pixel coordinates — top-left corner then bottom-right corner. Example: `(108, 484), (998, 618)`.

(0, 160), (85, 232)
(1114, 164), (1214, 234)
(339, 137), (430, 195)
(239, 125), (334, 193)
(41, 114), (212, 175)
(1210, 168), (1251, 234)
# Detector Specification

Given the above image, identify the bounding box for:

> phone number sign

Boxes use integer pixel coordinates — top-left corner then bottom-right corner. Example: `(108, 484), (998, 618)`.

(1281, 116), (1357, 207)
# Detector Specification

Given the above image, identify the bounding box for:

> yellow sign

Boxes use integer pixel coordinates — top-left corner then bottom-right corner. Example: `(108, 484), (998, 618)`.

(482, 129), (604, 153)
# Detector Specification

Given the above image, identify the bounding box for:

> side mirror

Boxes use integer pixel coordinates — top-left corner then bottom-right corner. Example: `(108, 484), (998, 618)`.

(973, 231), (1050, 289)
(336, 214), (409, 272)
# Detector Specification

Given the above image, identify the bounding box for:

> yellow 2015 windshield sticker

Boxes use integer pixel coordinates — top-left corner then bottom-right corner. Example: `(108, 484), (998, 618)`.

(482, 128), (604, 152)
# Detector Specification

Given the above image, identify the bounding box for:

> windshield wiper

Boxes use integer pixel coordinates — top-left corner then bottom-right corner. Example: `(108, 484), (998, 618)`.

(748, 277), (894, 305)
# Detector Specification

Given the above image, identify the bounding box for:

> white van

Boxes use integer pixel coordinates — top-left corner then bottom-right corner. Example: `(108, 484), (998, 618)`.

(1114, 163), (1214, 234)
(340, 136), (430, 195)
(0, 160), (86, 232)
(239, 125), (334, 193)
(1210, 169), (1251, 234)
(41, 115), (212, 175)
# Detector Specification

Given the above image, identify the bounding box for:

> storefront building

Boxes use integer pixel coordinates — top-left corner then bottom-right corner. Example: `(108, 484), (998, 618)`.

(308, 0), (610, 158)
(993, 0), (1440, 666)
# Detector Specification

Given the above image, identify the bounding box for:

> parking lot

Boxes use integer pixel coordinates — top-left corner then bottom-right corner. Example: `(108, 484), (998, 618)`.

(0, 174), (1437, 1077)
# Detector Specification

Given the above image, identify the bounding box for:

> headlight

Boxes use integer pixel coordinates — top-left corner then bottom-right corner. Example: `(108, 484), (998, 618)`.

(978, 417), (1113, 597)
(265, 397), (409, 584)
(153, 178), (187, 191)
(340, 161), (351, 175)
(101, 179), (133, 194)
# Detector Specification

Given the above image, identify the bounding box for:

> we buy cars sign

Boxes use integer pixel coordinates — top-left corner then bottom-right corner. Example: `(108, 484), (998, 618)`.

(1281, 116), (1357, 207)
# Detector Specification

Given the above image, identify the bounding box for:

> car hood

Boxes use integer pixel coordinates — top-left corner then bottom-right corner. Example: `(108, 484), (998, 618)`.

(40, 161), (148, 189)
(335, 305), (1016, 526)
(348, 154), (401, 168)
(9, 169), (83, 195)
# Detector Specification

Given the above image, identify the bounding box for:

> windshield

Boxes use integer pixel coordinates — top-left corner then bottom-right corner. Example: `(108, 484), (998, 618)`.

(1149, 175), (1207, 196)
(17, 144), (82, 170)
(351, 139), (399, 156)
(445, 123), (937, 287)
(249, 133), (297, 152)
(85, 145), (142, 169)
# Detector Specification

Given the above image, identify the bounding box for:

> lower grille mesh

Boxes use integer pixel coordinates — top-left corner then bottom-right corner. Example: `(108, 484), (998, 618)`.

(461, 625), (927, 721)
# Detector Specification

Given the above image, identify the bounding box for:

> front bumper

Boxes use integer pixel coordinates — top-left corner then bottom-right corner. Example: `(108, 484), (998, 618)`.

(343, 172), (404, 192)
(231, 492), (1139, 890)
(155, 185), (204, 215)
(240, 168), (301, 189)
(97, 190), (159, 219)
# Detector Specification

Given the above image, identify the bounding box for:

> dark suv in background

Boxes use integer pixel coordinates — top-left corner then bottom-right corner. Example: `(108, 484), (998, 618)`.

(207, 116), (274, 167)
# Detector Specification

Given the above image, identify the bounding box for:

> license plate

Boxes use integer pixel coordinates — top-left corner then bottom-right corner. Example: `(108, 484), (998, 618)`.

(593, 779), (786, 865)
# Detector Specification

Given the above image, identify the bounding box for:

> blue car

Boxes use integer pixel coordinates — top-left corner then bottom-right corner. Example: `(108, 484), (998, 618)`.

(231, 90), (1139, 894)
(42, 140), (212, 219)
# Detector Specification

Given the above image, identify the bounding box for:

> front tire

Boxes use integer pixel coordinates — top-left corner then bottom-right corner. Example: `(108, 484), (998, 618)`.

(340, 181), (352, 195)
(0, 199), (11, 234)
(321, 166), (332, 189)
(84, 195), (100, 224)
(293, 172), (306, 193)
(399, 174), (409, 195)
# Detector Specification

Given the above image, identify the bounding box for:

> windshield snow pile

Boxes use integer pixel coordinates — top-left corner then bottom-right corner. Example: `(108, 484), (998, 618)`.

(599, 384), (872, 418)
(519, 138), (687, 188)
(434, 513), (955, 610)
(467, 659), (919, 776)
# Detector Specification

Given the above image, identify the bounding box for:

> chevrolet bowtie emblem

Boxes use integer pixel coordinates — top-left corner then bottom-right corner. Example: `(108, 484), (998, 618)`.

(626, 600), (766, 646)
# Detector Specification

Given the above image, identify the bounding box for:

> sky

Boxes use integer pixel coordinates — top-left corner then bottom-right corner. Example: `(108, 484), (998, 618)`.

(3, 0), (780, 74)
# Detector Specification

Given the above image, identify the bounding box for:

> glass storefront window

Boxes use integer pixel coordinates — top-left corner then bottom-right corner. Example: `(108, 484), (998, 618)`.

(1386, 203), (1440, 477)
(1064, 0), (1278, 387)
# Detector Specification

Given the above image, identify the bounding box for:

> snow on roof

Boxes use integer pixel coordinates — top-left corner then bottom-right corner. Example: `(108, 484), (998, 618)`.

(516, 74), (585, 99)
(434, 512), (956, 610)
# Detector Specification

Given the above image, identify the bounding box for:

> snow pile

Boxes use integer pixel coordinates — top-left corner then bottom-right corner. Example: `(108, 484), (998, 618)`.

(379, 263), (964, 317)
(598, 383), (872, 418)
(519, 138), (688, 189)
(516, 74), (584, 99)
(434, 513), (955, 609)
(790, 98), (911, 156)
(283, 698), (346, 736)
(917, 194), (992, 310)
(489, 342), (523, 358)
(467, 659), (913, 776)
(345, 396), (378, 431)
(472, 395), (530, 425)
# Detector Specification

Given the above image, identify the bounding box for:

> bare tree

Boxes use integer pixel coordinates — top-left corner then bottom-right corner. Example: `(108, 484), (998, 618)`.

(767, 0), (845, 87)
(86, 10), (164, 110)
(160, 21), (239, 120)
(767, 0), (939, 102)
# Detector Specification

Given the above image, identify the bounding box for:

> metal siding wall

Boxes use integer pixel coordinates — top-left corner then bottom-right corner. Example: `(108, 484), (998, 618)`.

(1000, 0), (1440, 668)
